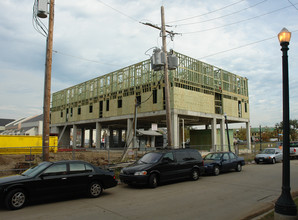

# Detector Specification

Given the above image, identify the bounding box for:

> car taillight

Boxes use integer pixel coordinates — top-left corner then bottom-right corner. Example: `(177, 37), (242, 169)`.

(113, 175), (116, 179)
(202, 160), (204, 166)
(294, 149), (296, 153)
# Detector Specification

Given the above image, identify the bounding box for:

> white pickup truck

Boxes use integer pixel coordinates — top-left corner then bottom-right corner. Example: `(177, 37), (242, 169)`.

(276, 141), (298, 159)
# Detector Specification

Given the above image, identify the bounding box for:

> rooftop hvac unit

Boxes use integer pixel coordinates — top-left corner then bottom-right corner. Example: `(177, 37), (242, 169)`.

(168, 53), (178, 70)
(151, 48), (166, 71)
(37, 0), (48, 18)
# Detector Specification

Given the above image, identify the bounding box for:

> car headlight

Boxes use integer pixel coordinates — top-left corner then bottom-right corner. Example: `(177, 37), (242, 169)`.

(134, 171), (147, 176)
(120, 169), (124, 174)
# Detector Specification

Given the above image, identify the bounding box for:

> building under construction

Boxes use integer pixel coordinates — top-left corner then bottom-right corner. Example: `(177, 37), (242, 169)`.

(50, 51), (250, 151)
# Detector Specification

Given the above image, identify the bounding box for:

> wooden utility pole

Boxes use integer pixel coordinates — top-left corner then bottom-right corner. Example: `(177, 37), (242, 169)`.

(42, 0), (55, 161)
(161, 6), (173, 147)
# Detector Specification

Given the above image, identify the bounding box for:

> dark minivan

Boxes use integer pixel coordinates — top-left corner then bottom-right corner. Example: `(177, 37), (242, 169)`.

(119, 149), (204, 188)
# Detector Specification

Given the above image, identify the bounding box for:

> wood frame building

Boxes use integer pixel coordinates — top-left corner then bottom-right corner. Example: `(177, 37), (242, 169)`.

(50, 51), (250, 151)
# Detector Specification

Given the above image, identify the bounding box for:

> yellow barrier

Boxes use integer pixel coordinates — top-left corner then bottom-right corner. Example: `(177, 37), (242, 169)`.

(0, 135), (58, 154)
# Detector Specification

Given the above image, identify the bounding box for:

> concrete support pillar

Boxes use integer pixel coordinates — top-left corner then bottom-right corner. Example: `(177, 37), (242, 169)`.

(127, 119), (133, 148)
(172, 113), (179, 148)
(73, 124), (77, 149)
(118, 129), (122, 148)
(220, 118), (226, 151)
(89, 128), (93, 148)
(151, 136), (156, 148)
(246, 121), (251, 152)
(109, 128), (114, 148)
(81, 128), (85, 148)
(211, 118), (217, 152)
(58, 126), (70, 148)
(96, 122), (102, 149)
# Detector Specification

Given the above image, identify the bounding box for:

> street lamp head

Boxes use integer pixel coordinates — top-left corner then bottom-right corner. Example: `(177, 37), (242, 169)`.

(278, 28), (291, 44)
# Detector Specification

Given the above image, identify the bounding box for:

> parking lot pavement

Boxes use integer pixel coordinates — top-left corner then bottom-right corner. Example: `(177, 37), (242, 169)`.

(1, 161), (298, 220)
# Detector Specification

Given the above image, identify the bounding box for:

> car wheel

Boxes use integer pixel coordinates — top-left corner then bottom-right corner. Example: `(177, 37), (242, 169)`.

(5, 188), (26, 210)
(272, 158), (276, 164)
(148, 174), (158, 188)
(255, 160), (259, 164)
(213, 166), (220, 176)
(88, 181), (103, 198)
(191, 169), (199, 181)
(236, 163), (242, 172)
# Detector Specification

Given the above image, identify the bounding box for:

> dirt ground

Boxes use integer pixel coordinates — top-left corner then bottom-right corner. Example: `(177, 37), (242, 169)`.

(0, 150), (131, 177)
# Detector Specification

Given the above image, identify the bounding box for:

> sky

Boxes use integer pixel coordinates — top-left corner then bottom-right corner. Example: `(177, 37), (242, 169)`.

(0, 0), (298, 128)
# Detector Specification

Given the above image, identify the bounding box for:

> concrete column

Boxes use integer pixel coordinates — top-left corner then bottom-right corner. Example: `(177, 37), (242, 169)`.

(109, 128), (114, 148)
(96, 122), (102, 149)
(172, 113), (179, 148)
(89, 128), (93, 148)
(81, 128), (85, 148)
(220, 118), (226, 151)
(246, 121), (251, 152)
(58, 126), (70, 148)
(118, 129), (122, 148)
(127, 118), (133, 148)
(73, 124), (77, 149)
(151, 136), (156, 148)
(211, 118), (217, 152)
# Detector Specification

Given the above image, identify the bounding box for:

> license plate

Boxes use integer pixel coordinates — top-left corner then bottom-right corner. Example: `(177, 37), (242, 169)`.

(259, 159), (263, 161)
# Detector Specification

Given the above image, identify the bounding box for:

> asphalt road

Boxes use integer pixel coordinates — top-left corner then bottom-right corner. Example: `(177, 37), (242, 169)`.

(1, 161), (298, 220)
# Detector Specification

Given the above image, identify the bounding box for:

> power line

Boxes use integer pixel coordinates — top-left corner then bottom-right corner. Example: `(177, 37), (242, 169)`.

(52, 50), (123, 67)
(288, 0), (298, 10)
(182, 4), (296, 35)
(167, 0), (247, 24)
(95, 0), (140, 23)
(174, 0), (267, 27)
(198, 29), (298, 59)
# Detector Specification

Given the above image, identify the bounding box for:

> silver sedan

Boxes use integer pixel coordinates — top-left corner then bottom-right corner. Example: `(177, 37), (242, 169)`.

(254, 148), (283, 164)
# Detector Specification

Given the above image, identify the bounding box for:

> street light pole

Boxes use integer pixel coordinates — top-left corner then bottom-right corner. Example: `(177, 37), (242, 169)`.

(274, 27), (297, 218)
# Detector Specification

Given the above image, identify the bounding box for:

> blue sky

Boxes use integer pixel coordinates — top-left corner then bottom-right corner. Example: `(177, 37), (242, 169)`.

(0, 0), (298, 127)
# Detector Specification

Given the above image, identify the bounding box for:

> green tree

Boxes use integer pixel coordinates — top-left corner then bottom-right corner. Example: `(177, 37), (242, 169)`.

(275, 119), (298, 141)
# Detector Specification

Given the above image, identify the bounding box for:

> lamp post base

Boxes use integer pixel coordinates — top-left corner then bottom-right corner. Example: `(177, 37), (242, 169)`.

(274, 212), (297, 220)
(275, 191), (297, 219)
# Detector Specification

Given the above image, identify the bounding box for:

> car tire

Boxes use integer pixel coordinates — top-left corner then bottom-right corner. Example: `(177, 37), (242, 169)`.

(148, 174), (158, 188)
(88, 181), (103, 198)
(5, 188), (26, 210)
(213, 166), (220, 176)
(236, 163), (242, 172)
(191, 169), (199, 181)
(256, 160), (259, 164)
(272, 158), (276, 164)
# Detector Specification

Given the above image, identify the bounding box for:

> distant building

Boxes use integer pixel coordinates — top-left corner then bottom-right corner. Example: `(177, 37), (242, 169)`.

(0, 119), (15, 133)
(50, 51), (250, 150)
(2, 114), (43, 136)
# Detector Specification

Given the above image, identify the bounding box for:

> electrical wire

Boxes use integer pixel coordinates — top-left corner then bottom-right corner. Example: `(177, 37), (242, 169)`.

(288, 0), (298, 10)
(95, 0), (140, 23)
(52, 50), (123, 67)
(182, 4), (297, 35)
(198, 29), (298, 59)
(174, 0), (267, 27)
(32, 0), (48, 37)
(167, 0), (247, 24)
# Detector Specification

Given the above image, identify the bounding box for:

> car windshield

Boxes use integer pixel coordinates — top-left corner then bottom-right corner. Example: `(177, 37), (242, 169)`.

(204, 153), (222, 160)
(262, 149), (275, 154)
(138, 153), (162, 164)
(22, 162), (51, 177)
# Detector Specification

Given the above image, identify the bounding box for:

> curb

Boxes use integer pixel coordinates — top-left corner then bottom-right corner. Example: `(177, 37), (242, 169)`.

(241, 191), (298, 220)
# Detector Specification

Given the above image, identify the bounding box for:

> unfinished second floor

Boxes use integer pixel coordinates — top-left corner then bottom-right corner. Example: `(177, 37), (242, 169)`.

(50, 52), (249, 125)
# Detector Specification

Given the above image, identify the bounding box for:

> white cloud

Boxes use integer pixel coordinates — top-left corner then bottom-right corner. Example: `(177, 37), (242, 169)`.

(0, 0), (298, 128)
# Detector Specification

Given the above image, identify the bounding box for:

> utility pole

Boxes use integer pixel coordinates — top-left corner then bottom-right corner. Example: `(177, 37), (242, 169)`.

(161, 6), (173, 147)
(41, 0), (55, 161)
